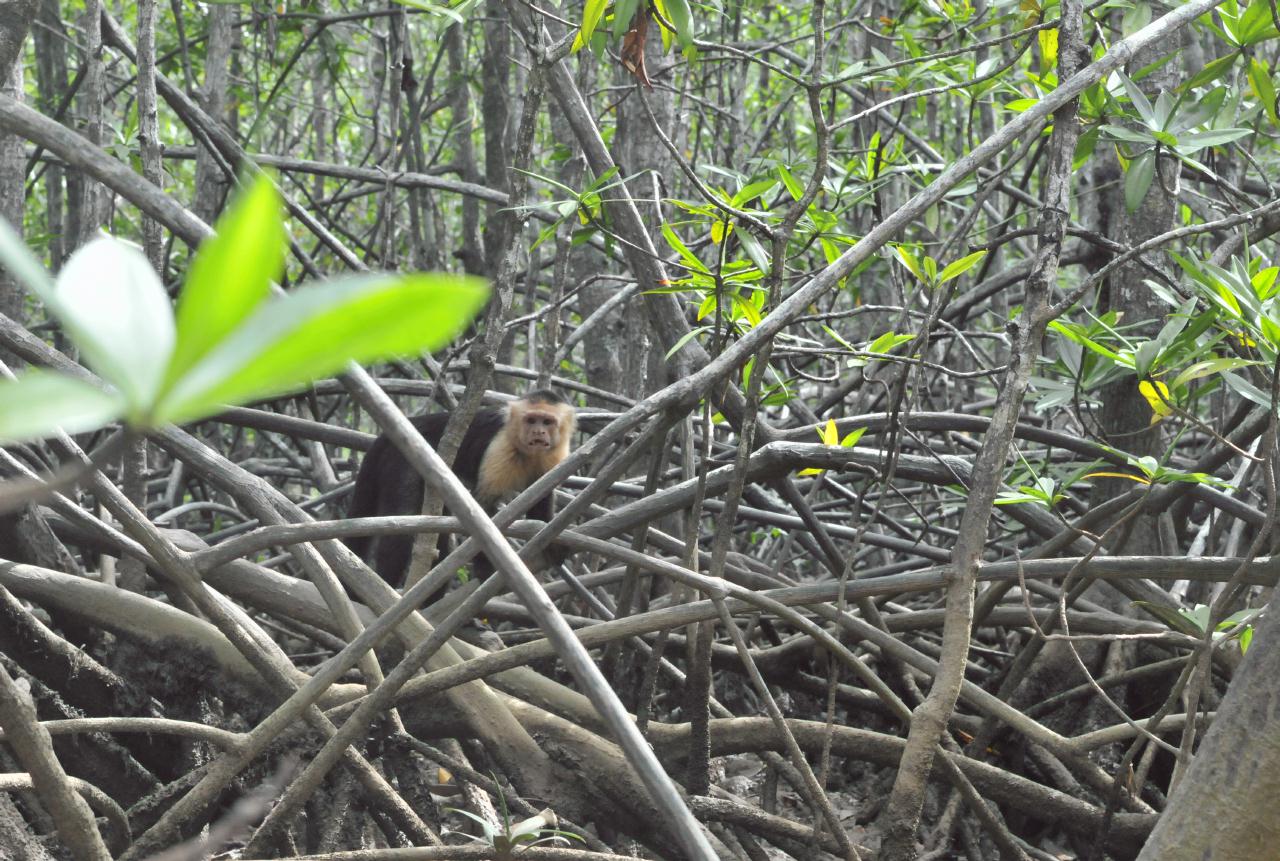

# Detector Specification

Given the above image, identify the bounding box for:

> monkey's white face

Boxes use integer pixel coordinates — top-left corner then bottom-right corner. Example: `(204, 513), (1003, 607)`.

(518, 408), (562, 452)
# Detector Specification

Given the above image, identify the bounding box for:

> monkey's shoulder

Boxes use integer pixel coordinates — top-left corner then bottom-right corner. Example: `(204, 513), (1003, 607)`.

(393, 407), (508, 441)
(397, 407), (507, 480)
(402, 411), (461, 442)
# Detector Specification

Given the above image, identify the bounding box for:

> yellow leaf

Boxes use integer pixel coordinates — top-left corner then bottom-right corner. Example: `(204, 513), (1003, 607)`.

(1038, 28), (1058, 70)
(1138, 379), (1172, 425)
(1084, 471), (1151, 485)
(797, 467), (824, 476)
(816, 418), (839, 446)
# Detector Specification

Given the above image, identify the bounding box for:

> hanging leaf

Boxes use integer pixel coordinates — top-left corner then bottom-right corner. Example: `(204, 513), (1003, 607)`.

(735, 294), (761, 327)
(664, 325), (709, 359)
(894, 246), (927, 283)
(1121, 2), (1152, 33)
(1138, 379), (1174, 424)
(1124, 149), (1156, 212)
(613, 0), (640, 40)
(1117, 71), (1156, 125)
(1248, 56), (1279, 126)
(661, 224), (709, 273)
(573, 0), (608, 53)
(1037, 27), (1058, 72)
(651, 0), (674, 52)
(737, 230), (771, 274)
(778, 165), (804, 201)
(1221, 370), (1272, 407)
(663, 0), (694, 52)
(618, 0), (652, 87)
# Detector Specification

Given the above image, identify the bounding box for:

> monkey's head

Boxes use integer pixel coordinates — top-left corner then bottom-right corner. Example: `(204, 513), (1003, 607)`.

(509, 389), (575, 457)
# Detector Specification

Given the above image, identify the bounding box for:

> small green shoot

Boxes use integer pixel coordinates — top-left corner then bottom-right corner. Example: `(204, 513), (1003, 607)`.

(1134, 602), (1260, 653)
(893, 244), (987, 289)
(1084, 453), (1234, 489)
(994, 476), (1065, 508)
(444, 782), (583, 855)
(798, 418), (865, 476)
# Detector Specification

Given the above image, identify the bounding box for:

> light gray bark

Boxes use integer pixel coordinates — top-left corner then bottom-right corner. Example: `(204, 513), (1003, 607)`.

(69, 0), (104, 247)
(30, 0), (64, 267)
(1137, 594), (1280, 860)
(192, 4), (233, 225)
(604, 24), (676, 400)
(446, 24), (484, 274)
(1090, 34), (1180, 557)
(0, 0), (36, 323)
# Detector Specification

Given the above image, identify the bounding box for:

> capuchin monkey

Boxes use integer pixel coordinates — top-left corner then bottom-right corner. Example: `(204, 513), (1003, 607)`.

(345, 389), (575, 591)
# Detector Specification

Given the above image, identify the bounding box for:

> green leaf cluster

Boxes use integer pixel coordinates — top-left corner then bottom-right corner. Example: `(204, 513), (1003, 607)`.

(1039, 267), (1267, 422)
(1101, 77), (1249, 212)
(894, 244), (987, 289)
(1134, 602), (1259, 653)
(0, 175), (488, 444)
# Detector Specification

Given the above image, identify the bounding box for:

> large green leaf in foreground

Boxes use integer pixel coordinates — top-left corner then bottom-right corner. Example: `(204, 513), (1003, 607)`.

(154, 273), (488, 424)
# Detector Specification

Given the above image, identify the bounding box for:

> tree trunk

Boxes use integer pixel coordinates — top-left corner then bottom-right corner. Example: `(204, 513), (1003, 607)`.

(1137, 592), (1280, 860)
(192, 4), (233, 226)
(0, 0), (36, 323)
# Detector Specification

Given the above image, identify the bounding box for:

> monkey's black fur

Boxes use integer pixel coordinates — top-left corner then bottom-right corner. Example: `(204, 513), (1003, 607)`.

(345, 392), (565, 590)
